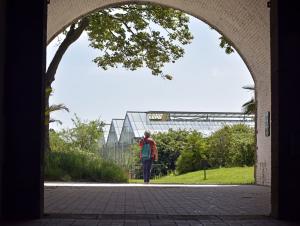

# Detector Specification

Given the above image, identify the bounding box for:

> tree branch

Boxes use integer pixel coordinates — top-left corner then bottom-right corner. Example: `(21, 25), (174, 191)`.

(110, 5), (150, 12)
(46, 17), (89, 89)
(108, 14), (137, 37)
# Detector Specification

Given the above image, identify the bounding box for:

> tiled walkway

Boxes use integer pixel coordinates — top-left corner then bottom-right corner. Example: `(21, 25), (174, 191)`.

(44, 183), (270, 215)
(2, 183), (299, 225)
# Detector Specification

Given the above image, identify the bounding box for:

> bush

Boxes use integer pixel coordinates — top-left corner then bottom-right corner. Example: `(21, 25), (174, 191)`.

(175, 132), (208, 174)
(227, 125), (255, 166)
(207, 124), (255, 167)
(46, 116), (128, 182)
(128, 124), (255, 176)
(152, 130), (191, 175)
(50, 115), (104, 154)
(45, 150), (128, 182)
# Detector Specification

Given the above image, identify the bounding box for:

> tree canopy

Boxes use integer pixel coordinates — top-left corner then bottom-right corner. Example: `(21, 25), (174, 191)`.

(46, 4), (194, 88)
(87, 5), (193, 77)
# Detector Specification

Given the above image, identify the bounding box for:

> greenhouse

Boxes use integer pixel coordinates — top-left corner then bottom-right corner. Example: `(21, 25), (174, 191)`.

(101, 111), (255, 165)
(106, 119), (124, 146)
(98, 123), (111, 147)
(119, 111), (254, 145)
(101, 119), (125, 161)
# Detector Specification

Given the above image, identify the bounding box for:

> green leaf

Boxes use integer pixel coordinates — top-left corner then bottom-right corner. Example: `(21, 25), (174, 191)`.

(86, 4), (193, 77)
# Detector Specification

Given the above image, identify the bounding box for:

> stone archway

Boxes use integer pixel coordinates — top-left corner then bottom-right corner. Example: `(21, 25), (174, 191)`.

(47, 0), (271, 186)
(2, 0), (300, 221)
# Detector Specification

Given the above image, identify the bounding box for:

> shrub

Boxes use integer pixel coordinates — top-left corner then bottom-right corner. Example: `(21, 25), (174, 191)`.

(50, 115), (105, 154)
(46, 116), (128, 182)
(175, 132), (208, 174)
(152, 129), (191, 174)
(45, 149), (128, 182)
(207, 124), (255, 167)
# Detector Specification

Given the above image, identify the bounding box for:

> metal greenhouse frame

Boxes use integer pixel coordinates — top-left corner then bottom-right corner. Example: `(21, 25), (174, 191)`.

(101, 111), (255, 167)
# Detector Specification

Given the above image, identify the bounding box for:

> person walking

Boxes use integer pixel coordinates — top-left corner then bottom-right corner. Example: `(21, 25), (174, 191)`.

(139, 131), (158, 184)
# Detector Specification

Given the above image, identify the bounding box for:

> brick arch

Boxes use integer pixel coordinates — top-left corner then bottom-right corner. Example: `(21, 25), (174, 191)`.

(47, 0), (271, 185)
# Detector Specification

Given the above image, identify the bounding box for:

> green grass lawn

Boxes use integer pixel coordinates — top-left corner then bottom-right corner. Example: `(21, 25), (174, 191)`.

(129, 166), (254, 184)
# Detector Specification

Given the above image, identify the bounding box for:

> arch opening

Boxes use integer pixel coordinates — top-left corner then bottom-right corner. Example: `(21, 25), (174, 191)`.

(45, 1), (272, 218)
(47, 0), (270, 186)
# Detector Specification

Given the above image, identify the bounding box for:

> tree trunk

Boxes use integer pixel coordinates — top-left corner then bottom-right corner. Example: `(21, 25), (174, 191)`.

(46, 17), (89, 86)
(44, 17), (89, 153)
(44, 97), (50, 154)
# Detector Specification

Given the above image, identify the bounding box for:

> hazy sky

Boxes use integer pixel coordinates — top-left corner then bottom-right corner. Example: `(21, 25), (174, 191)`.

(47, 16), (254, 130)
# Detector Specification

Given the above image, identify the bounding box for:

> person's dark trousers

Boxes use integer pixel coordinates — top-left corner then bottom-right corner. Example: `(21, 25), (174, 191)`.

(142, 159), (152, 182)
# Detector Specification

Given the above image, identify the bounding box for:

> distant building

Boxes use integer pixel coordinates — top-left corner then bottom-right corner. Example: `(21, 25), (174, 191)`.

(105, 111), (254, 148)
(98, 123), (111, 147)
(106, 119), (124, 146)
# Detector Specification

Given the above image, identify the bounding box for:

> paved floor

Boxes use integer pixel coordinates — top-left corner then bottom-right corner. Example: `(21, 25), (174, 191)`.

(2, 183), (299, 225)
(44, 183), (270, 215)
(3, 216), (299, 226)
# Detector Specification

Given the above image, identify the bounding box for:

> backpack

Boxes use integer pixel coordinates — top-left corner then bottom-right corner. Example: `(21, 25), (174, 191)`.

(141, 139), (151, 160)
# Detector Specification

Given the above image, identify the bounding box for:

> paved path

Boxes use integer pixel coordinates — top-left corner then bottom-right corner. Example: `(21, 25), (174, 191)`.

(44, 183), (270, 216)
(3, 183), (299, 225)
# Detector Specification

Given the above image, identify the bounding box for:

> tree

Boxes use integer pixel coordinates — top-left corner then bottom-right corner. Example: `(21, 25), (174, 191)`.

(60, 114), (105, 154)
(176, 131), (208, 174)
(45, 4), (194, 152)
(47, 5), (194, 85)
(219, 36), (235, 54)
(227, 124), (255, 166)
(207, 126), (231, 167)
(207, 124), (255, 167)
(242, 85), (256, 114)
(209, 27), (235, 54)
(153, 129), (191, 174)
(45, 87), (69, 152)
(47, 104), (69, 125)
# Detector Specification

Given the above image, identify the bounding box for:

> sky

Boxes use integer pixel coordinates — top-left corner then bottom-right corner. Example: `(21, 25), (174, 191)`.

(47, 16), (254, 130)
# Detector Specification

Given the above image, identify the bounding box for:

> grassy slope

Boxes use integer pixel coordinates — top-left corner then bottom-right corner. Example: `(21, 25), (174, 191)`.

(129, 166), (254, 184)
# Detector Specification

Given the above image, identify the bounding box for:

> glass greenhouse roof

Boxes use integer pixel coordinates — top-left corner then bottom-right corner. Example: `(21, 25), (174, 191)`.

(102, 124), (111, 143)
(112, 119), (124, 139)
(106, 119), (124, 146)
(124, 111), (254, 138)
(111, 119), (124, 140)
(98, 123), (111, 147)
